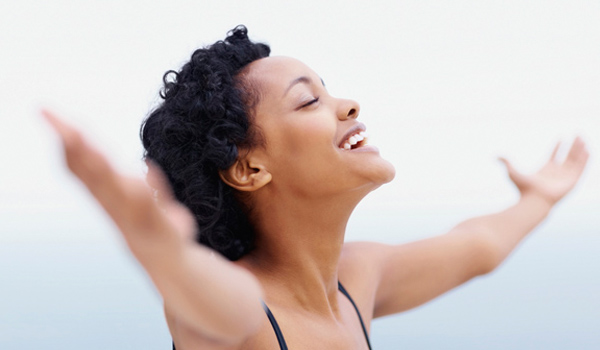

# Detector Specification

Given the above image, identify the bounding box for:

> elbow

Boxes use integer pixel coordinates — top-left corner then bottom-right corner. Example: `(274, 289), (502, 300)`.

(472, 228), (504, 276)
(452, 224), (503, 276)
(477, 246), (501, 276)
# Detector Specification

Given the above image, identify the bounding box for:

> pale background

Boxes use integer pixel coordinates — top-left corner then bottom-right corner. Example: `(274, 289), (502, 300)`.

(1, 1), (599, 349)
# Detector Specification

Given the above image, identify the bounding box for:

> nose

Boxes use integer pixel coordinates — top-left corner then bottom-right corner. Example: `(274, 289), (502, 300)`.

(337, 98), (360, 120)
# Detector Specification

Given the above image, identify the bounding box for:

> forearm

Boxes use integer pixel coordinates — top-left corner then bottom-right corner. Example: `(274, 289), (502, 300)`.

(43, 112), (264, 343)
(128, 233), (264, 344)
(453, 193), (553, 271)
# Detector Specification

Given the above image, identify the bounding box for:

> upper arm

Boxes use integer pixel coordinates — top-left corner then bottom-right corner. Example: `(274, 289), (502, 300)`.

(166, 302), (273, 350)
(343, 230), (496, 319)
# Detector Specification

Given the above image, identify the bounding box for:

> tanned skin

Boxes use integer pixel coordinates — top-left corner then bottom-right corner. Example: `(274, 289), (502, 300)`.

(44, 57), (589, 350)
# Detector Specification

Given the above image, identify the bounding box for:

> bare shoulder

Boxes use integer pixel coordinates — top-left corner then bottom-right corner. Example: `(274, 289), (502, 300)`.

(339, 241), (395, 290)
(341, 232), (497, 318)
(166, 305), (279, 350)
(339, 241), (388, 277)
(337, 241), (390, 323)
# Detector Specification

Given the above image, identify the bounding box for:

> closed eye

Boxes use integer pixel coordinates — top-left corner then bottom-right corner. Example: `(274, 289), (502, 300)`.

(299, 97), (319, 109)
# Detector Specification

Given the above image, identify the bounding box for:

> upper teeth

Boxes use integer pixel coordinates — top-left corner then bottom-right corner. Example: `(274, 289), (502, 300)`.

(341, 131), (367, 150)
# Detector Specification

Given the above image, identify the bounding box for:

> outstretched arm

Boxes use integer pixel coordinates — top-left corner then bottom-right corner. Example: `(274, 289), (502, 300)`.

(43, 110), (264, 345)
(465, 137), (589, 268)
(486, 137), (589, 265)
(360, 138), (589, 318)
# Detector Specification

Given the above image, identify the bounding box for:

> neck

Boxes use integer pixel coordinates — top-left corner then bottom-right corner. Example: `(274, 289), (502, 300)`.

(238, 189), (366, 315)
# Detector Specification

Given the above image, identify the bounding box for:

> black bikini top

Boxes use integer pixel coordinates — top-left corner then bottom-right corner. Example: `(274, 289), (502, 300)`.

(172, 281), (373, 349)
(261, 281), (373, 350)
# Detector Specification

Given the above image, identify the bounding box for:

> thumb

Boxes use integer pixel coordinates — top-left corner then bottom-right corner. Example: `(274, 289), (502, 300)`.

(145, 159), (197, 241)
(498, 156), (527, 188)
(497, 156), (513, 171)
(145, 159), (175, 204)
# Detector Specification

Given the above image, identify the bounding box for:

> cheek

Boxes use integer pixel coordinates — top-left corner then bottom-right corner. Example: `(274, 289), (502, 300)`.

(266, 118), (340, 188)
(279, 117), (336, 157)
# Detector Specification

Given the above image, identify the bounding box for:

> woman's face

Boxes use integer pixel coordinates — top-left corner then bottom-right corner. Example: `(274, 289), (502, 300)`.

(243, 56), (395, 199)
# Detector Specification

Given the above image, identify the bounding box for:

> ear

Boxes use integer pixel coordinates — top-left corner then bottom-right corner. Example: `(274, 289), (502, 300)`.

(219, 157), (272, 192)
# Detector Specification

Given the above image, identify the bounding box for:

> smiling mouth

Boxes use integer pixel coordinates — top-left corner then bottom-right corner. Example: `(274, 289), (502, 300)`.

(339, 130), (369, 150)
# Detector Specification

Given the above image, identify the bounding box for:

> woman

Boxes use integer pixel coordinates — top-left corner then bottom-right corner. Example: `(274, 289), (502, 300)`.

(44, 26), (589, 349)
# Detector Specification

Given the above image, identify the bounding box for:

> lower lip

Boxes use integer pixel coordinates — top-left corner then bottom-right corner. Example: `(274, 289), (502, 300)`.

(346, 144), (380, 153)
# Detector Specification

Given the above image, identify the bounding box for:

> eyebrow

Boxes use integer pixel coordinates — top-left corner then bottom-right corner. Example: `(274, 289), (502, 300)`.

(284, 76), (311, 96)
(283, 76), (326, 96)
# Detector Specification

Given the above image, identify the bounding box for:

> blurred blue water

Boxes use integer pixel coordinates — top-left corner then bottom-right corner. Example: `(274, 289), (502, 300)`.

(1, 228), (599, 349)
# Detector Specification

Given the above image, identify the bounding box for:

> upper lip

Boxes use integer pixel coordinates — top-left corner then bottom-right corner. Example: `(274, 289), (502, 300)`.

(338, 122), (366, 147)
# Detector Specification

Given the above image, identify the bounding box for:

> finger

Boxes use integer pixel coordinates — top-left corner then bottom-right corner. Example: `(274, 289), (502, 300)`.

(42, 109), (75, 145)
(498, 156), (528, 186)
(565, 136), (588, 166)
(43, 109), (115, 188)
(43, 110), (148, 221)
(571, 141), (590, 172)
(144, 160), (196, 239)
(42, 110), (193, 243)
(498, 157), (515, 174)
(43, 109), (85, 164)
(549, 141), (561, 162)
(145, 159), (176, 205)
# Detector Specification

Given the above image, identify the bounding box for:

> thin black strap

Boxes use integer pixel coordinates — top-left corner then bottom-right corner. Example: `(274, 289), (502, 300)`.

(174, 286), (371, 350)
(262, 300), (289, 350)
(338, 281), (373, 350)
(172, 303), (289, 350)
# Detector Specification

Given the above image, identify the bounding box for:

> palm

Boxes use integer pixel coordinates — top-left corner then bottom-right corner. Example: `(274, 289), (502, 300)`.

(500, 137), (589, 205)
(43, 110), (197, 245)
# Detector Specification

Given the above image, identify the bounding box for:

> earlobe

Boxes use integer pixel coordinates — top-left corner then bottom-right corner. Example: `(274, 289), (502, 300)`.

(219, 159), (272, 192)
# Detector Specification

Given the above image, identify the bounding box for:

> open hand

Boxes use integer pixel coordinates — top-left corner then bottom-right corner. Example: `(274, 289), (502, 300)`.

(42, 109), (197, 247)
(499, 137), (589, 206)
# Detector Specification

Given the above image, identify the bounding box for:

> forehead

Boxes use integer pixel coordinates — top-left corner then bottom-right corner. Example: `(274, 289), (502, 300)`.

(243, 56), (319, 95)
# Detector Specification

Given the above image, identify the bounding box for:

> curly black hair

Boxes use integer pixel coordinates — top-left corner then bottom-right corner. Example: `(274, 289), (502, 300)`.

(140, 25), (270, 261)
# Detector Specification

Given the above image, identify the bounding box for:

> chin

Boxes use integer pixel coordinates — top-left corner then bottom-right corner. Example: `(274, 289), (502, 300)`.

(378, 161), (396, 184)
(364, 158), (396, 186)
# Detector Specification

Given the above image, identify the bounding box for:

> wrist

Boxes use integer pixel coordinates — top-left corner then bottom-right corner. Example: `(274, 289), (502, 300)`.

(519, 191), (555, 215)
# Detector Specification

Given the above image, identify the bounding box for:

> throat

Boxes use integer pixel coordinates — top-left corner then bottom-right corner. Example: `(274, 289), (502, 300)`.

(239, 228), (346, 314)
(240, 190), (363, 312)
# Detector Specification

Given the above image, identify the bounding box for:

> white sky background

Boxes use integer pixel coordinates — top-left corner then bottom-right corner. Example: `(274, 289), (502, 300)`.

(1, 0), (599, 244)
